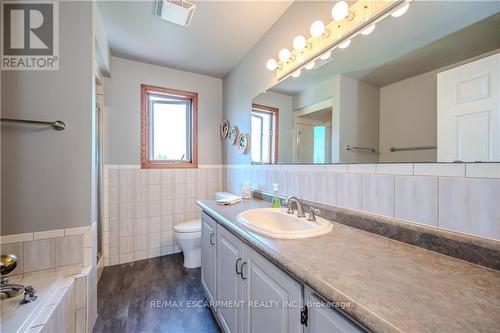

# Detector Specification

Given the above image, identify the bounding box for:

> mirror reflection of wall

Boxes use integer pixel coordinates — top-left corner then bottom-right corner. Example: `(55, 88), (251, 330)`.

(251, 4), (500, 165)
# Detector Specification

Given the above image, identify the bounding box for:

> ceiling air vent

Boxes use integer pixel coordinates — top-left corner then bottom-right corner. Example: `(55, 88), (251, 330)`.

(154, 0), (196, 27)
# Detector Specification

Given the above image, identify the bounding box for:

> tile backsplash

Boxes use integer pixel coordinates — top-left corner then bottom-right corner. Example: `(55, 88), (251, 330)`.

(225, 163), (500, 240)
(103, 165), (223, 266)
(0, 225), (93, 277)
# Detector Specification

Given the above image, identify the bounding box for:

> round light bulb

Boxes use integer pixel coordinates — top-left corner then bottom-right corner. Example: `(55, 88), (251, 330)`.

(266, 58), (278, 71)
(361, 24), (376, 35)
(391, 3), (409, 17)
(338, 39), (351, 49)
(319, 50), (332, 60)
(332, 1), (349, 21)
(310, 20), (325, 37)
(304, 61), (315, 70)
(291, 70), (301, 78)
(278, 48), (291, 62)
(293, 35), (307, 51)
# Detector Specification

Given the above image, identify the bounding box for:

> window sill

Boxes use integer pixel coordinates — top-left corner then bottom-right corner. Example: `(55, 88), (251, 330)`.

(141, 162), (198, 169)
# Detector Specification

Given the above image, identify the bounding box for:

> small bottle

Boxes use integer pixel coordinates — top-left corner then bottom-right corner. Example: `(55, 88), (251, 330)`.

(241, 180), (252, 200)
(271, 183), (281, 208)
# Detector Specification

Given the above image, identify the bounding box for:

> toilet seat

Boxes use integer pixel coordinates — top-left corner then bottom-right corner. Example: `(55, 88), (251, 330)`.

(174, 220), (201, 233)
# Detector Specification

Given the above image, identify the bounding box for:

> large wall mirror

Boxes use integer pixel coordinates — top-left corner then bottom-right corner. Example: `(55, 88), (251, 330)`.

(252, 2), (500, 164)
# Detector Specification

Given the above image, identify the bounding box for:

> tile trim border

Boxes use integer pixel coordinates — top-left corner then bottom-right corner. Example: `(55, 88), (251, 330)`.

(224, 162), (500, 179)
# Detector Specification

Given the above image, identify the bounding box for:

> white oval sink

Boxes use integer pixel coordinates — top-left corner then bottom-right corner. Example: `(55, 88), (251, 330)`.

(237, 208), (333, 239)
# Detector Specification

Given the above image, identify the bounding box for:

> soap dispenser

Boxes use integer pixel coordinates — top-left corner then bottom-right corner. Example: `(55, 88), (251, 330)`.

(271, 183), (281, 208)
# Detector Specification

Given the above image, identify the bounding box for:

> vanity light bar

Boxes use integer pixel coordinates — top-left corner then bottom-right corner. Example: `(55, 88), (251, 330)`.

(268, 0), (412, 81)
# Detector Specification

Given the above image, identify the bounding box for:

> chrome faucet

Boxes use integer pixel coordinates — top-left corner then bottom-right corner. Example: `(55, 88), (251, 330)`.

(284, 196), (306, 218)
(1, 254), (37, 303)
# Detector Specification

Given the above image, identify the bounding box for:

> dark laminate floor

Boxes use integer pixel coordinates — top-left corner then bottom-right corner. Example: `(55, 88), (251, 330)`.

(93, 253), (221, 333)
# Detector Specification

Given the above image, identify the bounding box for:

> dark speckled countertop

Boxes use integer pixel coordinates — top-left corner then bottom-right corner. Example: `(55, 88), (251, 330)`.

(197, 199), (500, 333)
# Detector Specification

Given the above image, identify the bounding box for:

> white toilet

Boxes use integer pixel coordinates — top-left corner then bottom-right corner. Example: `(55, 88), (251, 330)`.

(174, 219), (202, 268)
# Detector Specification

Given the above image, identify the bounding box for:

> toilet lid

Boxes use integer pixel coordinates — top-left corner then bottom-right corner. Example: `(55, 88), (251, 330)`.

(174, 220), (201, 233)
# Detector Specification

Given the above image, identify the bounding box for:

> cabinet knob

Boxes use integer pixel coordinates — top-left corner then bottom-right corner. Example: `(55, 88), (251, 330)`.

(209, 232), (215, 245)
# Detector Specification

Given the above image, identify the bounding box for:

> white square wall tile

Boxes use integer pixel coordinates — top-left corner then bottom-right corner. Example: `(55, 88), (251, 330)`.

(119, 236), (134, 254)
(134, 201), (147, 218)
(135, 234), (148, 251)
(119, 203), (134, 219)
(134, 250), (148, 261)
(148, 169), (161, 185)
(134, 218), (148, 234)
(119, 219), (134, 237)
(55, 235), (83, 267)
(83, 248), (92, 266)
(161, 231), (174, 247)
(439, 178), (500, 240)
(316, 172), (338, 206)
(395, 176), (438, 226)
(119, 252), (134, 264)
(466, 163), (500, 179)
(149, 247), (162, 258)
(362, 175), (395, 217)
(348, 164), (376, 174)
(148, 185), (161, 200)
(414, 163), (465, 177)
(324, 164), (348, 173)
(23, 239), (54, 273)
(119, 170), (134, 186)
(34, 229), (64, 240)
(376, 164), (413, 175)
(337, 174), (363, 210)
(148, 217), (161, 233)
(1, 232), (33, 244)
(148, 200), (162, 217)
(134, 186), (147, 202)
(75, 275), (87, 309)
(134, 170), (147, 186)
(109, 237), (119, 256)
(109, 221), (119, 238)
(300, 171), (317, 202)
(148, 233), (161, 249)
(162, 215), (173, 230)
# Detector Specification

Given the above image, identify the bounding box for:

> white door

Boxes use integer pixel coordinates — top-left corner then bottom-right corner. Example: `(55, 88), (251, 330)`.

(437, 53), (500, 162)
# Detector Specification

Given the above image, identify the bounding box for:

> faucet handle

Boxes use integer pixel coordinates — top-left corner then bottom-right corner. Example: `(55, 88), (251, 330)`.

(284, 197), (295, 214)
(307, 207), (321, 222)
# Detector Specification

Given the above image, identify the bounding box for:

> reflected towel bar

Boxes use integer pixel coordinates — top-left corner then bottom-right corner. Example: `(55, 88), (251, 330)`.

(390, 145), (436, 152)
(346, 145), (378, 153)
(1, 118), (66, 130)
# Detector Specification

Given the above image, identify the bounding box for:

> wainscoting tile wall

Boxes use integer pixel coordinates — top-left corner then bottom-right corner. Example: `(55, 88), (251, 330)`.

(103, 165), (223, 266)
(224, 163), (500, 240)
(0, 225), (93, 277)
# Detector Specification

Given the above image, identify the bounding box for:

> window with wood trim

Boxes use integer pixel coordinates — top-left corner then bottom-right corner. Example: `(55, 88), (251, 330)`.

(251, 103), (279, 164)
(141, 84), (198, 168)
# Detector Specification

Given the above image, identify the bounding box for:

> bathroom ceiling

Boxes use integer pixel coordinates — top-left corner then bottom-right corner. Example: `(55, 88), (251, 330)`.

(97, 0), (293, 78)
(271, 1), (500, 95)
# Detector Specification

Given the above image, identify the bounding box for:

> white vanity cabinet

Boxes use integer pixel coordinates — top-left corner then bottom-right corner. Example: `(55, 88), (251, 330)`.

(304, 289), (364, 333)
(216, 224), (303, 333)
(201, 211), (364, 333)
(201, 212), (217, 304)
